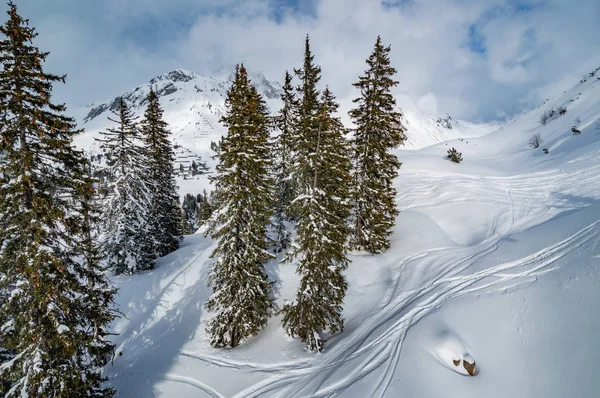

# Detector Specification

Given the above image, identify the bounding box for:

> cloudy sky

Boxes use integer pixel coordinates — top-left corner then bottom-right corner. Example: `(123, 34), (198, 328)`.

(11, 0), (600, 122)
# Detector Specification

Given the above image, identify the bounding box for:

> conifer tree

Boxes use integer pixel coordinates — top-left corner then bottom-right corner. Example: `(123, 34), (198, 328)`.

(205, 65), (274, 348)
(181, 193), (200, 234)
(140, 88), (182, 258)
(281, 37), (352, 352)
(272, 71), (299, 252)
(0, 3), (117, 395)
(291, 35), (322, 196)
(349, 36), (405, 254)
(179, 205), (191, 235)
(196, 190), (214, 227)
(98, 98), (153, 274)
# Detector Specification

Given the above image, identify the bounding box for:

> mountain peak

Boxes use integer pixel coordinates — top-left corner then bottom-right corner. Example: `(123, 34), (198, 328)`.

(81, 69), (283, 125)
(150, 69), (198, 85)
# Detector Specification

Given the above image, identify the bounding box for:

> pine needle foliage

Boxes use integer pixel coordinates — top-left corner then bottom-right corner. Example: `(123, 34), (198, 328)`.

(140, 88), (182, 258)
(97, 98), (153, 274)
(281, 36), (352, 352)
(447, 147), (463, 163)
(205, 65), (275, 348)
(272, 71), (299, 252)
(348, 36), (405, 254)
(0, 3), (117, 396)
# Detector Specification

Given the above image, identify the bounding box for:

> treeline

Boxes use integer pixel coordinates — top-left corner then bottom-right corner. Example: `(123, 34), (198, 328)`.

(205, 35), (405, 351)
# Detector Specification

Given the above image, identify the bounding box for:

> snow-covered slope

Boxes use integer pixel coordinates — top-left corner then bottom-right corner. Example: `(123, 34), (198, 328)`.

(102, 68), (600, 397)
(399, 110), (499, 149)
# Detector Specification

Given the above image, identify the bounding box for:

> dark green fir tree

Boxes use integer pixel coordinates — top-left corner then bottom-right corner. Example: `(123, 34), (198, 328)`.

(349, 36), (405, 254)
(291, 35), (322, 201)
(0, 2), (117, 396)
(97, 98), (153, 274)
(140, 88), (182, 258)
(196, 190), (214, 227)
(272, 71), (299, 252)
(205, 65), (275, 348)
(281, 36), (352, 352)
(181, 193), (199, 234)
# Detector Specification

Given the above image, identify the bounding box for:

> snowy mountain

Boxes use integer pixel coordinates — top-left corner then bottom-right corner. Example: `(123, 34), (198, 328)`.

(72, 68), (498, 194)
(73, 69), (281, 169)
(101, 66), (600, 398)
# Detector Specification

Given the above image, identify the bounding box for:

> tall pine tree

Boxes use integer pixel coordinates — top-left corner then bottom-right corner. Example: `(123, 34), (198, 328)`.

(281, 37), (352, 352)
(98, 98), (153, 274)
(0, 2), (117, 395)
(349, 36), (405, 254)
(205, 65), (275, 348)
(140, 88), (182, 258)
(291, 35), (322, 202)
(272, 71), (299, 252)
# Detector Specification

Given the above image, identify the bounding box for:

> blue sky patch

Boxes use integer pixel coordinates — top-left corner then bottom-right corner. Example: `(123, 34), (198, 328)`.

(467, 24), (486, 54)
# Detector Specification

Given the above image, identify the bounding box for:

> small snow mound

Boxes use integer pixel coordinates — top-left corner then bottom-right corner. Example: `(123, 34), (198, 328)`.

(57, 324), (70, 334)
(430, 328), (479, 376)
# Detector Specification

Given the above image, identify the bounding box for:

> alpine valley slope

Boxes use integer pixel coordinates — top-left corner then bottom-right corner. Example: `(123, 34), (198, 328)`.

(96, 69), (600, 397)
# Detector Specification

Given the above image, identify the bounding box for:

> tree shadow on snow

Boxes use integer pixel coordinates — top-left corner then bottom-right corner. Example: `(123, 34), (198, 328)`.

(105, 234), (215, 397)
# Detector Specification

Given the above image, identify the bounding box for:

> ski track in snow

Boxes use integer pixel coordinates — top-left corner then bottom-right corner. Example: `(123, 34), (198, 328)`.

(111, 372), (226, 398)
(230, 222), (599, 398)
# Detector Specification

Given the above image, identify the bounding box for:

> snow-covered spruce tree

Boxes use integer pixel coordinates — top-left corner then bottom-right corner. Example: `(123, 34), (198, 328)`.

(281, 36), (352, 352)
(0, 2), (117, 396)
(196, 190), (214, 227)
(140, 88), (182, 258)
(272, 71), (299, 252)
(181, 193), (199, 234)
(98, 98), (154, 274)
(349, 36), (405, 254)
(205, 64), (275, 348)
(69, 159), (119, 386)
(289, 35), (322, 219)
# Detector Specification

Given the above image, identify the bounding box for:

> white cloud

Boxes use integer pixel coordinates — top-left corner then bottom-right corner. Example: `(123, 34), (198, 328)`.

(10, 0), (600, 121)
(417, 93), (439, 115)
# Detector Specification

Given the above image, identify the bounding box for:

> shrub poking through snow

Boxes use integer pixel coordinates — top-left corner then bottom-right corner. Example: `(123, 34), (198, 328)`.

(447, 148), (463, 163)
(529, 133), (542, 148)
(540, 106), (567, 125)
(541, 109), (554, 125)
